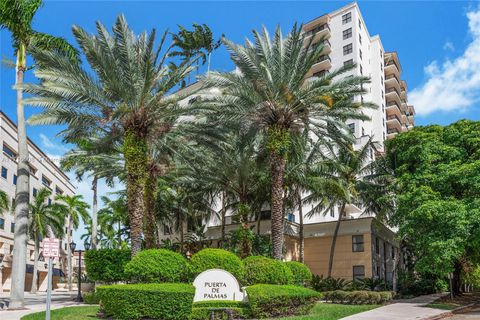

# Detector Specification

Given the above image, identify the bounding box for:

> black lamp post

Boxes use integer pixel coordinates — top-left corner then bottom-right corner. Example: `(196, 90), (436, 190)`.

(70, 241), (85, 303)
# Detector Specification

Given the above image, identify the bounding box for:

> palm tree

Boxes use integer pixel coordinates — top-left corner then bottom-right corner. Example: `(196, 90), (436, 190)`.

(28, 188), (66, 293)
(307, 139), (394, 277)
(0, 190), (9, 214)
(55, 194), (89, 291)
(61, 138), (122, 249)
(197, 25), (370, 259)
(0, 0), (77, 306)
(24, 15), (194, 256)
(97, 194), (129, 249)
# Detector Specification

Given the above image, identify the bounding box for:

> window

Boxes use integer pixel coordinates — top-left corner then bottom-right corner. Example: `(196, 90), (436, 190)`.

(391, 247), (396, 260)
(342, 12), (352, 24)
(362, 127), (365, 136)
(376, 266), (381, 278)
(3, 144), (17, 160)
(375, 237), (380, 254)
(360, 65), (363, 75)
(10, 245), (14, 254)
(48, 198), (52, 206)
(55, 186), (63, 195)
(359, 49), (362, 60)
(380, 50), (383, 58)
(1, 167), (7, 179)
(381, 76), (384, 85)
(381, 90), (384, 99)
(381, 63), (383, 71)
(344, 59), (353, 67)
(29, 165), (37, 177)
(33, 188), (37, 197)
(353, 265), (365, 280)
(0, 218), (4, 230)
(359, 33), (362, 44)
(343, 43), (353, 55)
(330, 207), (335, 217)
(41, 175), (51, 187)
(348, 123), (355, 133)
(11, 222), (15, 233)
(64, 243), (67, 251)
(352, 235), (364, 252)
(359, 19), (362, 29)
(342, 28), (352, 40)
(287, 213), (295, 222)
(13, 174), (17, 185)
(382, 104), (385, 112)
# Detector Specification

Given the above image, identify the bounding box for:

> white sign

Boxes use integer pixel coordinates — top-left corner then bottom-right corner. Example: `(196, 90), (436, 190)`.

(193, 269), (247, 302)
(43, 238), (60, 258)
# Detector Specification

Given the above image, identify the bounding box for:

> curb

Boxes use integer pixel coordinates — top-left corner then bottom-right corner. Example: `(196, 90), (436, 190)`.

(424, 303), (477, 320)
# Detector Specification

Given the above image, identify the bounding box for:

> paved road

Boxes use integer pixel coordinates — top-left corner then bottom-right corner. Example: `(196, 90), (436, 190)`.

(0, 292), (86, 320)
(341, 293), (450, 320)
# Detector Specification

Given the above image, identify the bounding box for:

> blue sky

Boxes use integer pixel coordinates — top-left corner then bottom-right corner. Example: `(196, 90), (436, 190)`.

(1, 0), (480, 246)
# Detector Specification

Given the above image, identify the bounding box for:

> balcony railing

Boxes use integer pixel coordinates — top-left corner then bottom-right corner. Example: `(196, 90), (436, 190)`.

(385, 74), (400, 83)
(387, 114), (402, 124)
(387, 128), (401, 134)
(386, 87), (401, 96)
(305, 23), (330, 37)
(318, 55), (331, 63)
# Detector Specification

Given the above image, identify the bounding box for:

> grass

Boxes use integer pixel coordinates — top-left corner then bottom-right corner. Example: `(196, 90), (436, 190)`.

(277, 303), (380, 320)
(425, 302), (459, 310)
(21, 306), (99, 320)
(20, 303), (379, 320)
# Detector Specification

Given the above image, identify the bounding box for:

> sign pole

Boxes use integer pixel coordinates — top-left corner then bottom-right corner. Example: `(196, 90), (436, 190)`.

(45, 257), (53, 320)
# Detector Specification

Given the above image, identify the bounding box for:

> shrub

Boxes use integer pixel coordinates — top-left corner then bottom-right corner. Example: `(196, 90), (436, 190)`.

(124, 249), (188, 283)
(324, 290), (393, 305)
(243, 256), (293, 286)
(311, 275), (351, 292)
(190, 249), (244, 281)
(84, 248), (130, 283)
(246, 284), (321, 318)
(285, 261), (312, 286)
(190, 301), (250, 320)
(83, 291), (100, 304)
(97, 283), (194, 320)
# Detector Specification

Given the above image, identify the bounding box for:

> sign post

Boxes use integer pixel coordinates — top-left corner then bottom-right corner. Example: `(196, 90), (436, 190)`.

(43, 238), (60, 320)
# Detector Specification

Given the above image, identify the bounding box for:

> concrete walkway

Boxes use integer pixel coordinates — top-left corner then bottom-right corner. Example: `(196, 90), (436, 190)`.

(341, 293), (450, 320)
(0, 292), (86, 320)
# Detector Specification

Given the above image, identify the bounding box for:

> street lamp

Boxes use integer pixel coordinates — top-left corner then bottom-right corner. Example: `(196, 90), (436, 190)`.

(69, 241), (84, 302)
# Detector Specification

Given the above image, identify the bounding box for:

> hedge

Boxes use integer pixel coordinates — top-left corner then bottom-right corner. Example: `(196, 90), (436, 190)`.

(243, 256), (293, 286)
(190, 301), (250, 320)
(285, 261), (312, 286)
(124, 249), (188, 283)
(82, 291), (100, 304)
(190, 249), (244, 281)
(97, 283), (195, 320)
(246, 284), (321, 318)
(84, 248), (130, 282)
(324, 290), (394, 305)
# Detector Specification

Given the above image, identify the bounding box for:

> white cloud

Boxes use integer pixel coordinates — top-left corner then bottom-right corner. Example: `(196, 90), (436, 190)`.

(410, 7), (480, 116)
(443, 41), (455, 52)
(39, 133), (68, 153)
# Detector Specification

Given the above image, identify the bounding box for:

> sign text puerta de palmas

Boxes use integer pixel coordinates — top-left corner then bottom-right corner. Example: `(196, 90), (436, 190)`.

(192, 269), (247, 302)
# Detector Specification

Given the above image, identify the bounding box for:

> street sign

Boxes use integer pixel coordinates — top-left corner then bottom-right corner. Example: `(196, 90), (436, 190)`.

(43, 238), (60, 258)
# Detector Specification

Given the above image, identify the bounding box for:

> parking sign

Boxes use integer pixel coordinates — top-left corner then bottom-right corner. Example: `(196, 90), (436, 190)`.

(43, 238), (60, 258)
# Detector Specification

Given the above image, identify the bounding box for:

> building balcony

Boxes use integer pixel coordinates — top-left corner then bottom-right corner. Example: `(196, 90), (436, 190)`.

(408, 105), (415, 115)
(384, 61), (400, 79)
(385, 87), (401, 106)
(385, 73), (400, 86)
(309, 55), (332, 77)
(386, 114), (402, 132)
(386, 127), (401, 139)
(386, 102), (402, 118)
(304, 23), (331, 43)
(309, 39), (331, 55)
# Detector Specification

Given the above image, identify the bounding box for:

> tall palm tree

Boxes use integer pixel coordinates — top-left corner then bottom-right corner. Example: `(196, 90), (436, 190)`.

(0, 0), (77, 306)
(24, 15), (194, 256)
(97, 194), (129, 249)
(197, 25), (369, 259)
(307, 139), (394, 277)
(55, 194), (89, 291)
(28, 188), (66, 293)
(61, 138), (122, 249)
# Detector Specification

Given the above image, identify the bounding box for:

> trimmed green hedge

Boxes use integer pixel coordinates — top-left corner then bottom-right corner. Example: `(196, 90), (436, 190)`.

(97, 283), (194, 320)
(243, 256), (293, 286)
(324, 290), (394, 305)
(82, 291), (100, 304)
(285, 261), (312, 286)
(246, 284), (321, 318)
(190, 249), (244, 281)
(84, 249), (130, 282)
(190, 301), (250, 320)
(124, 249), (188, 283)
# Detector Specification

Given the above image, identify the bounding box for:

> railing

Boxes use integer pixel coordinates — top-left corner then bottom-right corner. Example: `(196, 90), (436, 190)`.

(386, 87), (400, 96)
(387, 128), (401, 134)
(387, 114), (402, 124)
(385, 74), (400, 83)
(305, 23), (330, 37)
(386, 102), (400, 109)
(318, 55), (331, 63)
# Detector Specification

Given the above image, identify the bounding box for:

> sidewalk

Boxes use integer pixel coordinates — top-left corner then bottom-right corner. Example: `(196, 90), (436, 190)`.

(341, 293), (450, 320)
(0, 292), (86, 320)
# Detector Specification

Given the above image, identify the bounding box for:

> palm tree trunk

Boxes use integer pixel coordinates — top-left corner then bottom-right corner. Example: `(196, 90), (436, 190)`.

(117, 220), (122, 249)
(10, 42), (29, 308)
(30, 233), (40, 294)
(220, 190), (226, 244)
(67, 216), (73, 291)
(327, 202), (346, 278)
(144, 168), (157, 249)
(91, 176), (98, 249)
(270, 150), (287, 260)
(124, 129), (148, 256)
(297, 190), (305, 263)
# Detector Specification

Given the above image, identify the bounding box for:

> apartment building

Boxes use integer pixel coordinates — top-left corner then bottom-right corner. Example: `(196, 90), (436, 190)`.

(0, 111), (76, 292)
(161, 2), (409, 282)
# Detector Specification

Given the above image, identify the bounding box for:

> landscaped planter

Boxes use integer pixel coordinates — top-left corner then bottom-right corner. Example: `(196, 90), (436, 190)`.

(81, 283), (94, 292)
